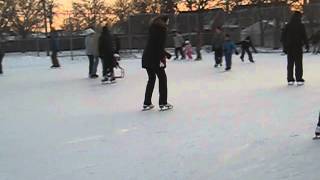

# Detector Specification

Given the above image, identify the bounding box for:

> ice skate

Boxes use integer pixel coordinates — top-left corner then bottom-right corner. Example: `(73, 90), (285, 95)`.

(142, 104), (155, 111)
(297, 80), (304, 86)
(101, 76), (116, 84)
(288, 81), (295, 86)
(159, 103), (173, 111)
(313, 126), (320, 140)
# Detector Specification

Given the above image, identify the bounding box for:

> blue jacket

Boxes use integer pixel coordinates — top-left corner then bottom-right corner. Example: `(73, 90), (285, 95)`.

(223, 40), (237, 55)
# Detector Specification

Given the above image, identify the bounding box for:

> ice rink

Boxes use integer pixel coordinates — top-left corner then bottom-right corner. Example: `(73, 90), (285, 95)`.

(1, 52), (320, 180)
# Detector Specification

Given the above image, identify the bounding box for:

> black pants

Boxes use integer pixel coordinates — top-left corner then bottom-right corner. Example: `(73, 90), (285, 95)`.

(215, 47), (223, 65)
(0, 53), (4, 74)
(225, 53), (232, 69)
(88, 55), (94, 75)
(144, 68), (167, 106)
(175, 47), (185, 59)
(51, 51), (60, 67)
(318, 112), (320, 126)
(101, 56), (114, 77)
(240, 48), (253, 62)
(287, 48), (303, 82)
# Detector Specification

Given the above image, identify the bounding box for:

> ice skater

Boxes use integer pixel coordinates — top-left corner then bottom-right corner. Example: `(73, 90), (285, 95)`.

(314, 112), (320, 139)
(85, 28), (99, 78)
(212, 27), (224, 67)
(99, 26), (116, 83)
(0, 37), (5, 74)
(223, 34), (238, 71)
(173, 31), (185, 60)
(49, 28), (61, 68)
(237, 36), (257, 63)
(281, 11), (309, 86)
(142, 15), (173, 111)
(184, 40), (193, 60)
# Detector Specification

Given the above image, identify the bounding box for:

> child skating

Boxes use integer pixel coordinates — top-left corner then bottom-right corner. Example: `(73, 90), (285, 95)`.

(184, 40), (193, 60)
(223, 34), (238, 71)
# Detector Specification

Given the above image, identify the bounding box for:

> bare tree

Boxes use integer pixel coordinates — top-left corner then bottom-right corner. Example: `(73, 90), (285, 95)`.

(63, 0), (113, 31)
(182, 0), (211, 60)
(0, 0), (15, 34)
(131, 0), (162, 14)
(11, 0), (43, 39)
(160, 0), (178, 13)
(113, 0), (133, 23)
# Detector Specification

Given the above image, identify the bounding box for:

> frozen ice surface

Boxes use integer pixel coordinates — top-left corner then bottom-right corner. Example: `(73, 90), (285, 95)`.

(0, 52), (320, 180)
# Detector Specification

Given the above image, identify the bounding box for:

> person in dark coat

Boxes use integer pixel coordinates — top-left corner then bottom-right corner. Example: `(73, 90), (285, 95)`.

(0, 37), (5, 74)
(49, 29), (61, 68)
(281, 11), (309, 86)
(223, 34), (239, 71)
(99, 26), (116, 82)
(142, 15), (172, 110)
(237, 36), (257, 63)
(212, 27), (224, 67)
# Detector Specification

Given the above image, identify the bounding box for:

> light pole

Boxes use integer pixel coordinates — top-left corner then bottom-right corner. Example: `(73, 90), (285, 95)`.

(42, 0), (49, 56)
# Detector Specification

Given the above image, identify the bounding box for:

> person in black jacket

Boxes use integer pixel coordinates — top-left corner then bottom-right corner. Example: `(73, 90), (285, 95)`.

(237, 36), (257, 63)
(281, 11), (309, 86)
(315, 112), (320, 138)
(50, 29), (61, 68)
(0, 37), (5, 74)
(142, 15), (173, 110)
(99, 26), (116, 82)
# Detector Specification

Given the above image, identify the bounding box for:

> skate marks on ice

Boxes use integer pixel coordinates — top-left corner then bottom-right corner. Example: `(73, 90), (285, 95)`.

(64, 135), (105, 145)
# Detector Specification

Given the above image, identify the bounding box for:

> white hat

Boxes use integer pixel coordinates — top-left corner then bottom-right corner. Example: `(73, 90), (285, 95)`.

(84, 28), (95, 35)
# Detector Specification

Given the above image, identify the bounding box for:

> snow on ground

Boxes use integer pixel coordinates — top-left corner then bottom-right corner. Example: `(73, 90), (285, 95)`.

(0, 52), (320, 180)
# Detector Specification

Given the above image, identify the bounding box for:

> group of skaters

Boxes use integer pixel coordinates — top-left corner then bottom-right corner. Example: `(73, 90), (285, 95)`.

(173, 27), (257, 71)
(141, 12), (320, 137)
(0, 11), (319, 136)
(84, 26), (121, 83)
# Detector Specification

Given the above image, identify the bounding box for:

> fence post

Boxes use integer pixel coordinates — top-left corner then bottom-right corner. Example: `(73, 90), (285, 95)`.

(128, 15), (133, 54)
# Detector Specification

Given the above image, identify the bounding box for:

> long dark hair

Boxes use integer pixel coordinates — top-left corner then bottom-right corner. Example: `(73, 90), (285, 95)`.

(289, 11), (302, 24)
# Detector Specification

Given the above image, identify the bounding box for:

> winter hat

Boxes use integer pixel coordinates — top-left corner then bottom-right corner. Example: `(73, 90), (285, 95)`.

(84, 28), (95, 35)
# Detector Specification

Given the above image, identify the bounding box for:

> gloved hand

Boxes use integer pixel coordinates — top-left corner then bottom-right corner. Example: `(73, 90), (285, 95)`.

(283, 48), (287, 54)
(160, 61), (165, 68)
(305, 45), (310, 53)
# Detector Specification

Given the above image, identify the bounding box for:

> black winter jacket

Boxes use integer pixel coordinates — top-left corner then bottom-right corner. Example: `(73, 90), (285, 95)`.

(142, 19), (170, 69)
(99, 29), (115, 68)
(281, 22), (308, 51)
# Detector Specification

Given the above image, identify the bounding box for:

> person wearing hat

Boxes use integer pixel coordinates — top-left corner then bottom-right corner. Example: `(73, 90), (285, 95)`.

(281, 11), (309, 86)
(85, 28), (99, 78)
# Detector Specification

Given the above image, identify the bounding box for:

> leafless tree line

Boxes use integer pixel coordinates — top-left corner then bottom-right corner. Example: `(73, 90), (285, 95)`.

(0, 0), (305, 39)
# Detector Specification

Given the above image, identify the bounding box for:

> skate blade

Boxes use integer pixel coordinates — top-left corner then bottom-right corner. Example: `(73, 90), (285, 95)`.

(159, 107), (173, 111)
(101, 81), (116, 85)
(312, 136), (320, 140)
(142, 106), (154, 111)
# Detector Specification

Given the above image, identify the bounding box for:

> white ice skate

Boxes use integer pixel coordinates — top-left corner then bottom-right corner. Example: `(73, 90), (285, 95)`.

(288, 81), (295, 86)
(297, 81), (304, 86)
(142, 104), (155, 111)
(159, 103), (173, 111)
(313, 126), (320, 140)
